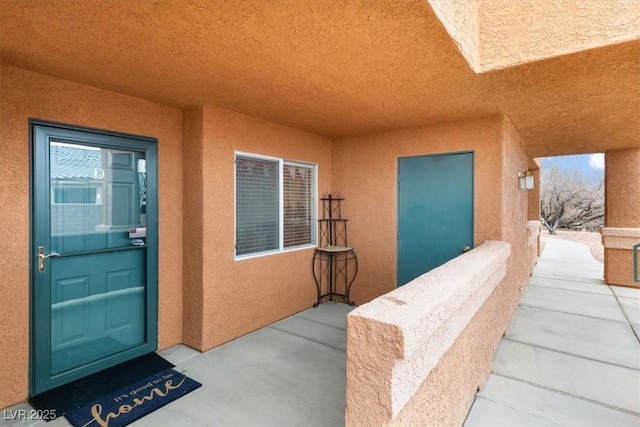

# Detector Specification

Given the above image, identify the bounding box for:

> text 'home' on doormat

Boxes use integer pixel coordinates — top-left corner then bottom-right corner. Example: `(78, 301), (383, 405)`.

(65, 368), (201, 427)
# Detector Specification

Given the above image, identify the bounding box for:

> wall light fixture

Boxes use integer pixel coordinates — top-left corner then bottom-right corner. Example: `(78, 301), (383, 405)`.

(519, 170), (534, 190)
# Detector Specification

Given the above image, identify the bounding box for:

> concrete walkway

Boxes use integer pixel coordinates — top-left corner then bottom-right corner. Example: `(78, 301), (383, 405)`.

(464, 238), (640, 426)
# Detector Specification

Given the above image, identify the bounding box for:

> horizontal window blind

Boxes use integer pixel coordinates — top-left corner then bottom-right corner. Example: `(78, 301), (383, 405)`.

(283, 163), (313, 248)
(235, 156), (279, 256)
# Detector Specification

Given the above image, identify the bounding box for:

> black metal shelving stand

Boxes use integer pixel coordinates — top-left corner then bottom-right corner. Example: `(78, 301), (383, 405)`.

(311, 193), (358, 307)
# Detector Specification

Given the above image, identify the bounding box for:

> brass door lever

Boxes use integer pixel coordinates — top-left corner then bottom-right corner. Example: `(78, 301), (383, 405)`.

(38, 246), (60, 272)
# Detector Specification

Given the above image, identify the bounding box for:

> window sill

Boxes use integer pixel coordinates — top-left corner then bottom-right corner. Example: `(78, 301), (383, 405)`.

(234, 244), (317, 261)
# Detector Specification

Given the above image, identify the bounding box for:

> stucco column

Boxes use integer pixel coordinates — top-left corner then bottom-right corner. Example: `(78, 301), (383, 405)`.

(601, 149), (640, 288)
(181, 107), (206, 348)
(527, 168), (541, 222)
(527, 167), (542, 256)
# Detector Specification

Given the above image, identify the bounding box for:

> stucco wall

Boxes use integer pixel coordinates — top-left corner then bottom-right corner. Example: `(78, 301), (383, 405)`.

(332, 116), (505, 304)
(181, 105), (334, 351)
(338, 115), (531, 425)
(390, 116), (530, 426)
(603, 148), (640, 288)
(605, 149), (640, 228)
(527, 168), (542, 256)
(479, 0), (640, 71)
(0, 65), (184, 408)
(182, 108), (205, 348)
(427, 0), (479, 70)
(426, 0), (640, 73)
(604, 247), (640, 289)
(527, 168), (541, 221)
(500, 116), (532, 280)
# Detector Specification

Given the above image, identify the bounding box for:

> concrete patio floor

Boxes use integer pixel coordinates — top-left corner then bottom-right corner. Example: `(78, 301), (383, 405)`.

(4, 238), (639, 426)
(464, 238), (640, 426)
(2, 302), (354, 427)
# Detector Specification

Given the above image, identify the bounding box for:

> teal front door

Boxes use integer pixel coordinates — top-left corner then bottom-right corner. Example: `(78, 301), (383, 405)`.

(397, 152), (473, 286)
(31, 121), (158, 395)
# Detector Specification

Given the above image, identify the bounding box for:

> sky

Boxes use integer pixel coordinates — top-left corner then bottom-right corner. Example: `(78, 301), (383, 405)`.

(539, 153), (604, 184)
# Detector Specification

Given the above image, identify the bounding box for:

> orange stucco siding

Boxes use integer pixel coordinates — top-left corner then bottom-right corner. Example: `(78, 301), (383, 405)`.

(181, 108), (206, 348)
(603, 148), (640, 288)
(0, 0), (636, 416)
(0, 64), (184, 408)
(332, 116), (506, 304)
(527, 169), (541, 221)
(182, 105), (334, 352)
(500, 116), (531, 282)
(342, 115), (532, 426)
(479, 0), (640, 71)
(605, 149), (640, 228)
(0, 61), (533, 417)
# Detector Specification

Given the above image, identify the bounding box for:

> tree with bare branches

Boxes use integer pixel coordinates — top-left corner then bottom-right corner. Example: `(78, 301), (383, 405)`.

(540, 167), (604, 234)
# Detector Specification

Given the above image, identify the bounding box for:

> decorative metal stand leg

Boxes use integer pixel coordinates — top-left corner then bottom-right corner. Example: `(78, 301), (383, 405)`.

(312, 247), (358, 307)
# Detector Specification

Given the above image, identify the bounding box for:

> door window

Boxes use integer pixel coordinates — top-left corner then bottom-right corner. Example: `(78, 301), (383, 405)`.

(50, 142), (147, 253)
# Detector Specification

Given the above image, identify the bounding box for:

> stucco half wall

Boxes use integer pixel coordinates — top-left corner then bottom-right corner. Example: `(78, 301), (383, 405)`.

(0, 64), (184, 408)
(346, 240), (510, 425)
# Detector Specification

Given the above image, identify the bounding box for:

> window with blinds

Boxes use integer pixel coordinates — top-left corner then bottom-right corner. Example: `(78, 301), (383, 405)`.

(235, 156), (279, 256)
(235, 153), (316, 258)
(283, 163), (313, 248)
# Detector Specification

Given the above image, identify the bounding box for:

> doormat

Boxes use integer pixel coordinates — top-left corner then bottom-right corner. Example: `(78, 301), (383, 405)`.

(64, 368), (201, 427)
(30, 352), (174, 419)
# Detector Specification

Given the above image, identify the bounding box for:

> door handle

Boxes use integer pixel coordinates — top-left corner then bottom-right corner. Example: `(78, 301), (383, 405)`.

(462, 246), (471, 253)
(38, 246), (60, 272)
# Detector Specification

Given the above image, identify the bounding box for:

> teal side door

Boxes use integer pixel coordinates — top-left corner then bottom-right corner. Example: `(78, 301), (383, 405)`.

(397, 152), (473, 286)
(31, 121), (158, 395)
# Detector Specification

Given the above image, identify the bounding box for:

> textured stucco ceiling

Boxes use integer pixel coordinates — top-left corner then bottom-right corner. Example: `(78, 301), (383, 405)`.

(1, 0), (638, 157)
(478, 0), (640, 72)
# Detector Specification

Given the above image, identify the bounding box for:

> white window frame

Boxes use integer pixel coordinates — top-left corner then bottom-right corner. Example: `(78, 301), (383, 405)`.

(234, 151), (317, 260)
